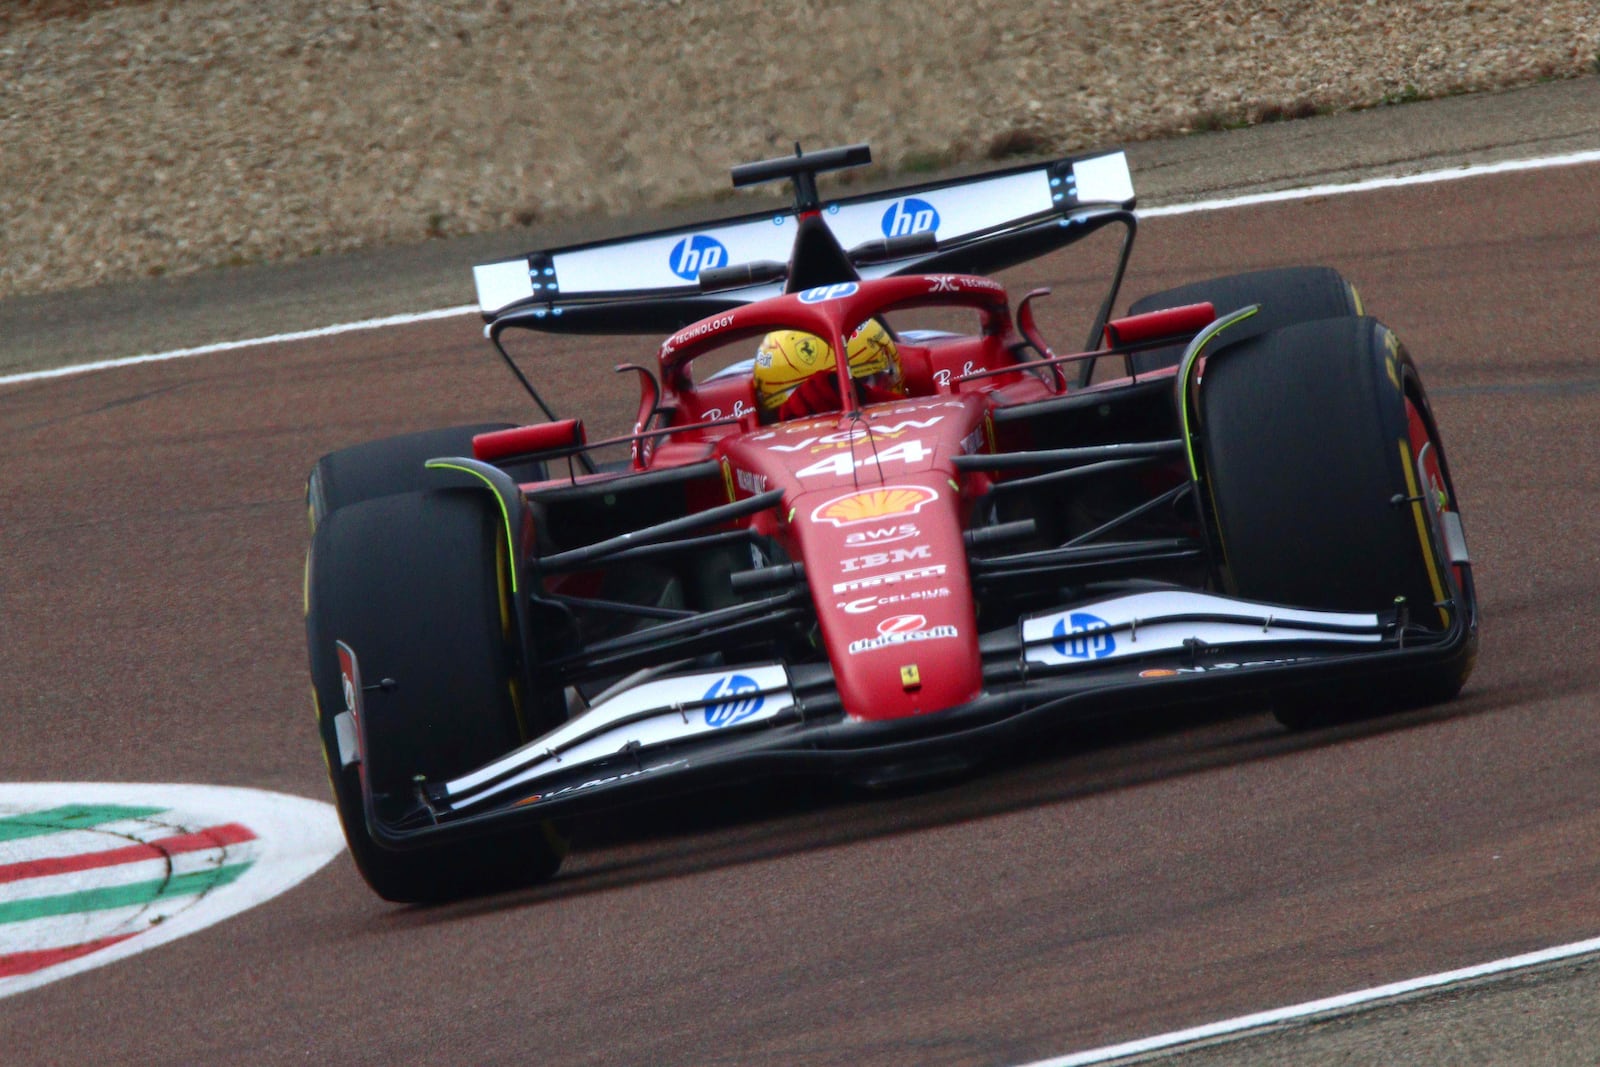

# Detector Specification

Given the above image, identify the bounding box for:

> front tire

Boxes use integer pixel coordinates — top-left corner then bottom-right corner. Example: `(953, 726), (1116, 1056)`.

(306, 488), (564, 901)
(1196, 316), (1475, 728)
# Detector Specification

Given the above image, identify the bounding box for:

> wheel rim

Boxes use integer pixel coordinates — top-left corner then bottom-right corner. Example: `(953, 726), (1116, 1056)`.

(1402, 395), (1468, 628)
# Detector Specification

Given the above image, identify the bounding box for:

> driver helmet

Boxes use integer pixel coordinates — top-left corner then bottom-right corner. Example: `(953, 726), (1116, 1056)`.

(753, 319), (903, 412)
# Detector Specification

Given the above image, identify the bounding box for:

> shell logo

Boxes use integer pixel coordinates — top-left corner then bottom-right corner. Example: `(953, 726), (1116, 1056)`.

(811, 485), (938, 527)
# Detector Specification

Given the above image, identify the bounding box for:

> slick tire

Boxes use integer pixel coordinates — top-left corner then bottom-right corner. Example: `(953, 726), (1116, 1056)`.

(1196, 316), (1476, 730)
(306, 488), (564, 902)
(1124, 266), (1362, 374)
(307, 423), (546, 528)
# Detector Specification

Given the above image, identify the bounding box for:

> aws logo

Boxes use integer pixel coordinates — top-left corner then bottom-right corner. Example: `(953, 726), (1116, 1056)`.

(880, 197), (940, 238)
(844, 523), (919, 547)
(669, 235), (728, 281)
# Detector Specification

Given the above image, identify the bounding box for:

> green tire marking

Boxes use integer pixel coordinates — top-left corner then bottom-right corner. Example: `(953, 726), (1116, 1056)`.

(425, 459), (519, 593)
(1178, 304), (1261, 482)
(0, 863), (252, 925)
(0, 806), (167, 844)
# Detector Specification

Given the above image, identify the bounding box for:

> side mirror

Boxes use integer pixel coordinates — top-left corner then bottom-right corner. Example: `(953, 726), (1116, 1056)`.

(1102, 302), (1217, 348)
(473, 419), (586, 462)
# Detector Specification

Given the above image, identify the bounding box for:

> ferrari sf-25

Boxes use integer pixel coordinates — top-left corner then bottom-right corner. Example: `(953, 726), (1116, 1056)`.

(304, 143), (1477, 900)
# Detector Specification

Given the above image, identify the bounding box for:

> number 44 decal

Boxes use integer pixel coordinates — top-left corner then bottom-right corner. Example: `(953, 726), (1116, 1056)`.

(794, 439), (932, 478)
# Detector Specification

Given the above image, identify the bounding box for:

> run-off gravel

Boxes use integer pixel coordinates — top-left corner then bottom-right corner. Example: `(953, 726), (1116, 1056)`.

(2, 0), (1596, 299)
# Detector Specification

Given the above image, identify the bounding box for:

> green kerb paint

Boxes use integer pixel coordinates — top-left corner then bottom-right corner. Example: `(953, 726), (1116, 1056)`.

(0, 806), (167, 843)
(0, 863), (252, 925)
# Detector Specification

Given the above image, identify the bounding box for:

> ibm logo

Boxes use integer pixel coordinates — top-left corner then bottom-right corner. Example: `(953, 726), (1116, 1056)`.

(880, 197), (940, 239)
(669, 235), (729, 281)
(1051, 612), (1116, 660)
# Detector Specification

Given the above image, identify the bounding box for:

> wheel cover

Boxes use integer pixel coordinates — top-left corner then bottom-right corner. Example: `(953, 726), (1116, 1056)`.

(1402, 395), (1466, 628)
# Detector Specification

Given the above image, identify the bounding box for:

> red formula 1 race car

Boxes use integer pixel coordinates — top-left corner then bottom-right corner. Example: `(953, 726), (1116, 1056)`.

(304, 144), (1477, 901)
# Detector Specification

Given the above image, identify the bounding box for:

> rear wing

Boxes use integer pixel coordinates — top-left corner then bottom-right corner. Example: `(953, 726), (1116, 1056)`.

(474, 148), (1135, 331)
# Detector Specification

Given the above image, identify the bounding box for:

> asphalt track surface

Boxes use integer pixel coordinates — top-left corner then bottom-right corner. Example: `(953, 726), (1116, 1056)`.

(3, 82), (1600, 1064)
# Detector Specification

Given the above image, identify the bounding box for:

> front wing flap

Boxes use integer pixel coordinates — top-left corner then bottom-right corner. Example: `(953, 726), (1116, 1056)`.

(344, 586), (1468, 851)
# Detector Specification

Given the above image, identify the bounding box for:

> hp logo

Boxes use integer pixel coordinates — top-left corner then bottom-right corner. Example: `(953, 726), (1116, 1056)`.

(880, 197), (940, 238)
(1051, 612), (1116, 660)
(703, 673), (764, 727)
(797, 282), (859, 303)
(669, 234), (729, 281)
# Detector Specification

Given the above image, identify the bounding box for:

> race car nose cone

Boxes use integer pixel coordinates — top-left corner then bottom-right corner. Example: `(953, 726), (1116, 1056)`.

(795, 475), (981, 720)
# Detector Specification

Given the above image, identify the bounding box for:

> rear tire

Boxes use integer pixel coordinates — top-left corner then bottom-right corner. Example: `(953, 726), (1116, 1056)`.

(1197, 316), (1475, 729)
(1125, 266), (1361, 374)
(306, 489), (564, 901)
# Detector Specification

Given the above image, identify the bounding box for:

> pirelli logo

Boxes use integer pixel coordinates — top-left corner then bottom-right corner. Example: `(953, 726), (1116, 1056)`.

(832, 565), (947, 595)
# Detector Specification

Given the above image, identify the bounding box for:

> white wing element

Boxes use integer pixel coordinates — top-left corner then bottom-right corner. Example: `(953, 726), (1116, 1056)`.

(471, 151), (1134, 316)
(1022, 590), (1384, 668)
(438, 664), (793, 810)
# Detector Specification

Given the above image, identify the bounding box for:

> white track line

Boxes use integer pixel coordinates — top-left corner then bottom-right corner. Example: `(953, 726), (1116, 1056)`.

(1, 147), (1596, 394)
(1020, 934), (1600, 1066)
(0, 305), (475, 387)
(1140, 147), (1600, 219)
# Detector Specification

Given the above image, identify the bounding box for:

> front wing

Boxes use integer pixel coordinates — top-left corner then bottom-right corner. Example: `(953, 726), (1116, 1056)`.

(332, 586), (1474, 852)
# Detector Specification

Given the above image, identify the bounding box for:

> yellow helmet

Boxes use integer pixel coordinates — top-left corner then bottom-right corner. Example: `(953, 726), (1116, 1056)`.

(753, 319), (902, 412)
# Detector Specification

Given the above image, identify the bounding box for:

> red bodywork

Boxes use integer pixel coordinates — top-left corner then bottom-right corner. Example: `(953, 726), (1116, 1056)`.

(479, 274), (1159, 722)
(660, 276), (1045, 720)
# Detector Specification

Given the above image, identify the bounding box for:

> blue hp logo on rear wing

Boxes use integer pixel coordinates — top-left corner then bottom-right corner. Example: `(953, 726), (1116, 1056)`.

(880, 197), (940, 238)
(669, 235), (730, 281)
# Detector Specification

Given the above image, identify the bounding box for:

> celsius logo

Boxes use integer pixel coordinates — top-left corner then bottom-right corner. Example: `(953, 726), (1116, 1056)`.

(669, 234), (728, 280)
(702, 673), (764, 727)
(881, 197), (940, 238)
(1052, 612), (1116, 660)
